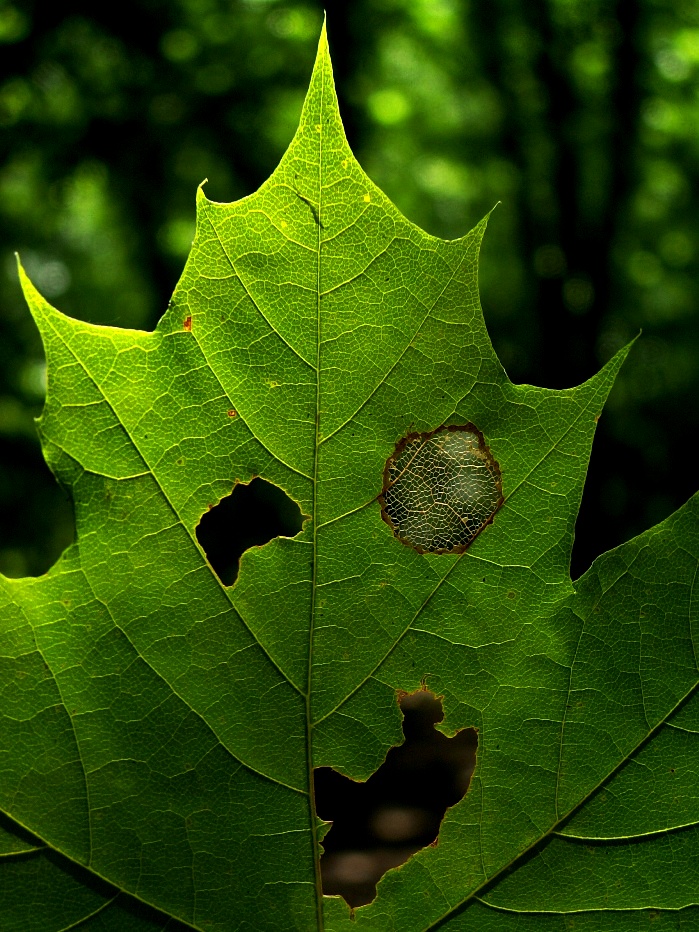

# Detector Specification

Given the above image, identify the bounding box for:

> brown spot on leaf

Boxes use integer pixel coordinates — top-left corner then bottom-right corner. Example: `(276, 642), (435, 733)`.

(183, 315), (192, 331)
(227, 409), (237, 418)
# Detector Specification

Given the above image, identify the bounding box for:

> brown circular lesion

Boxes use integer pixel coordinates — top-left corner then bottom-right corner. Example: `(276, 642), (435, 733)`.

(379, 423), (503, 554)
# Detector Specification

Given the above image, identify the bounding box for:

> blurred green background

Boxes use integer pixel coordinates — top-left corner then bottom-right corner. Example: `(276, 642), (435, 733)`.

(1, 0), (697, 580)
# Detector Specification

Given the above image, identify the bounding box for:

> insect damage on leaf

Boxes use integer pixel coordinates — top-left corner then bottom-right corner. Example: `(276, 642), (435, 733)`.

(380, 424), (503, 553)
(196, 477), (304, 585)
(315, 690), (477, 909)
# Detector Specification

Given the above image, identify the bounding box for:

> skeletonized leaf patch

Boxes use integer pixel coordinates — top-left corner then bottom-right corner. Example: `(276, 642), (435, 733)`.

(380, 424), (503, 553)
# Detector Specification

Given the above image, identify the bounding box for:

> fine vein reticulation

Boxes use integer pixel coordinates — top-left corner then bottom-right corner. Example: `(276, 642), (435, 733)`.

(1, 22), (698, 932)
(380, 424), (503, 554)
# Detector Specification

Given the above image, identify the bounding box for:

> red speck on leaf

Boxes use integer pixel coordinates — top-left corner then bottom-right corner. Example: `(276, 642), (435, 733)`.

(227, 409), (237, 418)
(183, 316), (192, 331)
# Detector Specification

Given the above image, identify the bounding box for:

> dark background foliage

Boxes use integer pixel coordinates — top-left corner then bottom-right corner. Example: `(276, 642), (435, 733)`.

(2, 0), (698, 581)
(2, 0), (698, 903)
(2, 0), (698, 579)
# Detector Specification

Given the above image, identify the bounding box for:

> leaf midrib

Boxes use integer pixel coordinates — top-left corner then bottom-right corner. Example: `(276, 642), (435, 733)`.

(307, 57), (327, 932)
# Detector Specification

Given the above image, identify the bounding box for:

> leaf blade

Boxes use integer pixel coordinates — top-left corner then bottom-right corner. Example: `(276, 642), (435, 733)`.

(1, 25), (697, 932)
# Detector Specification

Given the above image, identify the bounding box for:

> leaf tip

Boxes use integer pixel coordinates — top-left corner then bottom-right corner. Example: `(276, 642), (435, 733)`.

(605, 331), (640, 373)
(303, 14), (340, 122)
(15, 254), (48, 321)
(196, 178), (209, 203)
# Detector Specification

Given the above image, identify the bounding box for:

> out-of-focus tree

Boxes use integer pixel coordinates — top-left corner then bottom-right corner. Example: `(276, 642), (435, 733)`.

(340, 0), (699, 574)
(1, 0), (698, 579)
(0, 0), (325, 575)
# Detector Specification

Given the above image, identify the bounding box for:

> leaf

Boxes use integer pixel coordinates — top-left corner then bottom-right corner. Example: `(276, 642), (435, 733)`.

(1, 24), (698, 932)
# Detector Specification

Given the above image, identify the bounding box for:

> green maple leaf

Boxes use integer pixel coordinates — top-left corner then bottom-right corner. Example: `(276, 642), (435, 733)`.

(2, 25), (698, 932)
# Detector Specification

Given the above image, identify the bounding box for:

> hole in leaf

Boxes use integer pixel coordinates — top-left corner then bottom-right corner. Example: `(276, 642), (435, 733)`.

(195, 477), (303, 585)
(315, 690), (478, 908)
(380, 424), (503, 554)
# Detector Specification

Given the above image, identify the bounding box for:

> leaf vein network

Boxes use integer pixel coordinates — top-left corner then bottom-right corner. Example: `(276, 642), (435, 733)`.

(43, 315), (307, 702)
(244, 203), (317, 252)
(0, 811), (205, 932)
(17, 600), (94, 866)
(498, 385), (612, 512)
(318, 235), (399, 296)
(423, 675), (699, 930)
(318, 244), (472, 446)
(82, 577), (307, 796)
(176, 326), (313, 481)
(204, 211), (317, 371)
(316, 204), (371, 245)
(312, 555), (464, 727)
(53, 895), (120, 931)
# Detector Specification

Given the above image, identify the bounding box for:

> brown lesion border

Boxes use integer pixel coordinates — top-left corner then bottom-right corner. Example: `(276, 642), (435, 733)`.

(379, 423), (504, 555)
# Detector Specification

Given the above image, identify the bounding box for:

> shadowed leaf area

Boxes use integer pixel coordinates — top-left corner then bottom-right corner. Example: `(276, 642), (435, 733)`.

(0, 24), (697, 932)
(315, 691), (477, 908)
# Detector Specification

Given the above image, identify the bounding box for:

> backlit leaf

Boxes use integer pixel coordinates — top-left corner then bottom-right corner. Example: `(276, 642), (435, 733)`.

(1, 24), (697, 932)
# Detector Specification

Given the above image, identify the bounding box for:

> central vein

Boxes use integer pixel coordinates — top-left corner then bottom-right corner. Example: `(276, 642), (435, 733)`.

(307, 70), (326, 932)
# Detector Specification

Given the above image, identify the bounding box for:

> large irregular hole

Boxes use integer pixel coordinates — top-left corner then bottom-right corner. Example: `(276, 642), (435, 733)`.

(314, 690), (478, 908)
(380, 424), (503, 554)
(195, 477), (303, 585)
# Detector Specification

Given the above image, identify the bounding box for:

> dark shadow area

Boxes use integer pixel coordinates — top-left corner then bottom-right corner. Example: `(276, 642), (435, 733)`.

(569, 412), (698, 580)
(0, 435), (74, 578)
(195, 477), (303, 586)
(0, 809), (44, 850)
(314, 690), (478, 908)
